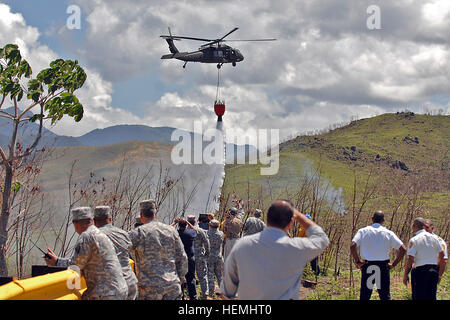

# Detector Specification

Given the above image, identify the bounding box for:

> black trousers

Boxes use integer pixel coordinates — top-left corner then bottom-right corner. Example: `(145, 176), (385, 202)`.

(412, 264), (439, 300)
(360, 260), (390, 300)
(182, 257), (197, 300)
(310, 257), (320, 276)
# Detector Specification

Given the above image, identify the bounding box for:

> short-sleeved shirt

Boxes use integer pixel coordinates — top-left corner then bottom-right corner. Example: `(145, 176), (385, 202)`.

(407, 229), (443, 267)
(352, 223), (403, 261)
(433, 234), (448, 260)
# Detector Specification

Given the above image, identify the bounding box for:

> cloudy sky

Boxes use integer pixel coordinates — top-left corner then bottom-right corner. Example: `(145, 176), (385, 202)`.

(1, 0), (449, 144)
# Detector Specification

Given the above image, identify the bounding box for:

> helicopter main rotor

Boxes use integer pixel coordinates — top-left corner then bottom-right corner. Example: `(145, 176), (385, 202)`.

(160, 27), (276, 48)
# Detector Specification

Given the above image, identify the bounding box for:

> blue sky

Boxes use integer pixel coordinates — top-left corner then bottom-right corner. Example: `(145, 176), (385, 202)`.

(1, 0), (449, 141)
(4, 0), (167, 117)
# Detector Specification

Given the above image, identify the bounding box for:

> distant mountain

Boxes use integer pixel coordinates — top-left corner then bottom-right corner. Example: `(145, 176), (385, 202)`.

(76, 125), (176, 146)
(74, 124), (258, 163)
(0, 107), (82, 148)
(1, 108), (257, 162)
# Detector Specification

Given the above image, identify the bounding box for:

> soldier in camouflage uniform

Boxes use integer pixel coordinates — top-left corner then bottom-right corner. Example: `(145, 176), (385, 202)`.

(129, 200), (188, 300)
(94, 206), (139, 300)
(44, 207), (128, 300)
(242, 209), (266, 236)
(187, 215), (210, 299)
(207, 219), (224, 297)
(223, 207), (243, 261)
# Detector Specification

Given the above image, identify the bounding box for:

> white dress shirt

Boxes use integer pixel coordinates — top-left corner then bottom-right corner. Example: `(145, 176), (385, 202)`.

(220, 225), (329, 300)
(352, 223), (403, 261)
(432, 233), (448, 260)
(407, 229), (443, 267)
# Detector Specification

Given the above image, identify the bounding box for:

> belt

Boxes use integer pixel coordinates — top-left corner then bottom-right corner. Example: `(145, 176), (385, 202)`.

(416, 264), (439, 270)
(363, 259), (390, 263)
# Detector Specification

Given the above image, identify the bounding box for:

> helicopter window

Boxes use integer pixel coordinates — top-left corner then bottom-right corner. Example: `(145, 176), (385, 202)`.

(214, 51), (223, 57)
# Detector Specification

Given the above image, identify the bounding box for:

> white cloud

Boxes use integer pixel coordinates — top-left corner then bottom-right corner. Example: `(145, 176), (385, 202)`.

(0, 3), (142, 137)
(2, 0), (449, 141)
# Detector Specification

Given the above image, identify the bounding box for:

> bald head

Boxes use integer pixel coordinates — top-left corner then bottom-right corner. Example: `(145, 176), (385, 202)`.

(267, 200), (294, 229)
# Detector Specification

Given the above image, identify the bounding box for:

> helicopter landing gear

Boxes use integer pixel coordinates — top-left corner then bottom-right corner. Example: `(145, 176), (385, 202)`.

(217, 63), (223, 69)
(183, 61), (188, 68)
(232, 62), (236, 67)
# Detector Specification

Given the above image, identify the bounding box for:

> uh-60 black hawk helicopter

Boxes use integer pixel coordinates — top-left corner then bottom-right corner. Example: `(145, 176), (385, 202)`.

(160, 27), (276, 69)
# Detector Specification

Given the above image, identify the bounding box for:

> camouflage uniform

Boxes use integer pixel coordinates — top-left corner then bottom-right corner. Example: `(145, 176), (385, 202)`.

(207, 224), (224, 295)
(242, 216), (266, 236)
(98, 224), (139, 300)
(129, 220), (188, 300)
(57, 224), (128, 300)
(223, 214), (243, 260)
(193, 226), (210, 298)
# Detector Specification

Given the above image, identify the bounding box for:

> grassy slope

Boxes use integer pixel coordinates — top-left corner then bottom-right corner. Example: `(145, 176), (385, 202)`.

(222, 112), (449, 300)
(223, 112), (449, 201)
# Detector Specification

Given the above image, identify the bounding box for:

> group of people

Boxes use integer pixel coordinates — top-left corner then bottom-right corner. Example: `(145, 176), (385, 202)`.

(170, 205), (267, 299)
(351, 211), (448, 300)
(42, 199), (446, 300)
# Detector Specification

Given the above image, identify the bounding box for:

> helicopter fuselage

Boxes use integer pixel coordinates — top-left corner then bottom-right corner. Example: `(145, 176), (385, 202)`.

(162, 45), (244, 66)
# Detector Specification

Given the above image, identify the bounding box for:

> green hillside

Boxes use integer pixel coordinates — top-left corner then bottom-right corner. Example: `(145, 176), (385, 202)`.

(222, 112), (449, 216)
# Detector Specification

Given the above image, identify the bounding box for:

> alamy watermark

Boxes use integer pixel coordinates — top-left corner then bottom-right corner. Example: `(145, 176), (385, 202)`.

(170, 121), (279, 176)
(366, 5), (381, 30)
(366, 265), (381, 290)
(66, 5), (81, 30)
(66, 265), (82, 290)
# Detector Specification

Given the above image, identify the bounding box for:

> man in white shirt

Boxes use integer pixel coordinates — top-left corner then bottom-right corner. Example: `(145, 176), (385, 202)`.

(403, 218), (445, 300)
(350, 211), (406, 300)
(220, 199), (329, 300)
(424, 219), (448, 264)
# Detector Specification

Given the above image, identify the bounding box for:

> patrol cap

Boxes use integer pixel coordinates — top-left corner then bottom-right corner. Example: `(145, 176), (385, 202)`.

(209, 219), (219, 227)
(187, 215), (196, 223)
(140, 199), (157, 211)
(71, 207), (93, 222)
(229, 207), (237, 216)
(94, 205), (111, 219)
(254, 209), (262, 217)
(140, 199), (157, 218)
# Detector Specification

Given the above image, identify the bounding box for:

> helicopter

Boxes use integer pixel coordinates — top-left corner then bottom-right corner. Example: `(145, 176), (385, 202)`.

(160, 27), (276, 69)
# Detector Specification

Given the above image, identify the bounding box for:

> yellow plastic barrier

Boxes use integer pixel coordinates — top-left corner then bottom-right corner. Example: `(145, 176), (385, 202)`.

(0, 269), (86, 300)
(0, 259), (135, 300)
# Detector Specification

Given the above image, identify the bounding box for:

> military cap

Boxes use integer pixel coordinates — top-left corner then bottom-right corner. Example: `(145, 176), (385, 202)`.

(187, 215), (196, 223)
(71, 207), (93, 221)
(94, 205), (111, 219)
(140, 199), (156, 211)
(209, 219), (220, 227)
(254, 209), (262, 217)
(229, 207), (237, 215)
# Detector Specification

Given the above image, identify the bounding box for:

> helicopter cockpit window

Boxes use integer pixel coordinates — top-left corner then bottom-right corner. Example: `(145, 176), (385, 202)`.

(213, 51), (223, 57)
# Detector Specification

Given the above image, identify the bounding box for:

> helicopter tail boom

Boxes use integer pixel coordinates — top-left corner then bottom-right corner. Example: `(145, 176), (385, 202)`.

(161, 53), (175, 59)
